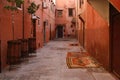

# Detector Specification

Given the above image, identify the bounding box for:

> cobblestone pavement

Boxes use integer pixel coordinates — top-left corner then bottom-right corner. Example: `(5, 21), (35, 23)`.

(0, 39), (118, 80)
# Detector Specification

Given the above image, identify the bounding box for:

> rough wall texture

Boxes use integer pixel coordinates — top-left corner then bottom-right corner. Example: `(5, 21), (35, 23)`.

(0, 0), (23, 70)
(0, 0), (55, 71)
(24, 0), (32, 39)
(85, 3), (110, 70)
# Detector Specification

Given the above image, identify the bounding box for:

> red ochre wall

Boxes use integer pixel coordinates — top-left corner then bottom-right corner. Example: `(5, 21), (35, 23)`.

(84, 3), (110, 70)
(0, 0), (43, 70)
(23, 0), (32, 39)
(0, 1), (23, 70)
(0, 0), (56, 71)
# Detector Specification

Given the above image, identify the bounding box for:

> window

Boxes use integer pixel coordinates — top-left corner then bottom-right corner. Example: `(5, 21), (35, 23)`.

(68, 8), (73, 17)
(57, 10), (63, 17)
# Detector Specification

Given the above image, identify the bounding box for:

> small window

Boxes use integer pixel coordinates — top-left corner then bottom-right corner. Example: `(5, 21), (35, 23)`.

(68, 8), (73, 17)
(57, 10), (63, 17)
(79, 0), (84, 8)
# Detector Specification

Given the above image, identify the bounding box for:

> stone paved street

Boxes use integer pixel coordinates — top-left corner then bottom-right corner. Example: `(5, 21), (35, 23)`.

(0, 39), (118, 80)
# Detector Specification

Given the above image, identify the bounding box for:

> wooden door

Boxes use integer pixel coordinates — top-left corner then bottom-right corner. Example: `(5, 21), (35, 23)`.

(110, 4), (120, 78)
(33, 20), (36, 37)
(57, 26), (63, 38)
(79, 16), (85, 48)
(43, 22), (46, 43)
(80, 22), (85, 48)
(112, 14), (120, 77)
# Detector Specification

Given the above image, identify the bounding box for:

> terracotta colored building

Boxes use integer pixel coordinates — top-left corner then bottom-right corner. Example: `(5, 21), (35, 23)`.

(55, 0), (76, 38)
(0, 0), (55, 72)
(76, 0), (120, 77)
(42, 0), (56, 43)
(1, 0), (120, 78)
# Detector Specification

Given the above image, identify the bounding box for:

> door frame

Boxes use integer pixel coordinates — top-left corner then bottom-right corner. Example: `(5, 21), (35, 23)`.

(110, 3), (120, 78)
(79, 15), (85, 48)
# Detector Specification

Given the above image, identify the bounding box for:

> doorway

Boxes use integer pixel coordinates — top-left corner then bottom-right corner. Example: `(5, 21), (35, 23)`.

(110, 4), (120, 78)
(57, 25), (63, 38)
(33, 20), (36, 37)
(50, 24), (52, 40)
(43, 21), (46, 43)
(79, 16), (85, 48)
(80, 22), (85, 48)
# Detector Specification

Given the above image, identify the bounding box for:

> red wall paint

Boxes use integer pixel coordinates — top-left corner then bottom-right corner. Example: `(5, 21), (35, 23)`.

(85, 3), (110, 70)
(110, 0), (120, 12)
(24, 0), (33, 38)
(0, 0), (56, 71)
(0, 0), (23, 69)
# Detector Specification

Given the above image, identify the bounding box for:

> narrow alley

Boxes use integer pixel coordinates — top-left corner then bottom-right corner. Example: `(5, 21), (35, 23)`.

(0, 39), (117, 80)
(0, 0), (120, 79)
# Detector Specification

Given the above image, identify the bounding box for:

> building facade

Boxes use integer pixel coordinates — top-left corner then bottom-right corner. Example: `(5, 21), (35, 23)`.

(0, 0), (120, 78)
(55, 0), (76, 38)
(0, 0), (55, 72)
(76, 0), (120, 77)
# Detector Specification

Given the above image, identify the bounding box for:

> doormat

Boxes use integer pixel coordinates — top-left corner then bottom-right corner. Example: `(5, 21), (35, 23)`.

(69, 43), (79, 46)
(66, 52), (100, 68)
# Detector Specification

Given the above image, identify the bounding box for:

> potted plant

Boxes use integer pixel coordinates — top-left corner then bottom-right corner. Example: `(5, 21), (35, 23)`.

(4, 0), (24, 66)
(27, 2), (40, 53)
(27, 2), (40, 23)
